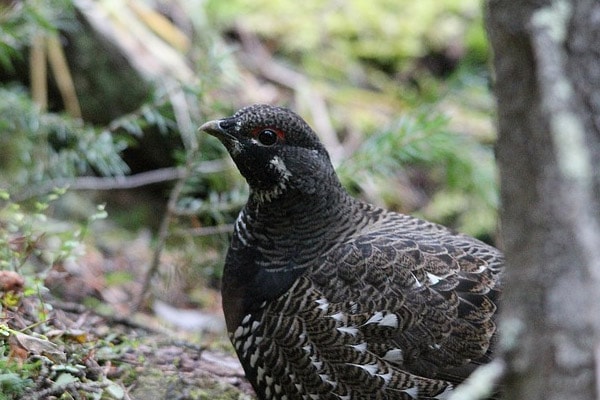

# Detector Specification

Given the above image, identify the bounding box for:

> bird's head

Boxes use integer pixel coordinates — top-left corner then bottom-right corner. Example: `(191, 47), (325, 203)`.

(200, 104), (337, 202)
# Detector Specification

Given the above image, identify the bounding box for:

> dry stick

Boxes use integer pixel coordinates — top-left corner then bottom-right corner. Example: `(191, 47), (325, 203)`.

(30, 34), (47, 110)
(47, 33), (82, 119)
(65, 167), (185, 189)
(10, 168), (184, 202)
(11, 160), (229, 202)
(135, 83), (198, 311)
(135, 167), (187, 312)
(50, 299), (165, 334)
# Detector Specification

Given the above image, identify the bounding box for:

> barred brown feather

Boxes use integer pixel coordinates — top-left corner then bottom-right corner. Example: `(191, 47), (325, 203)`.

(200, 104), (502, 400)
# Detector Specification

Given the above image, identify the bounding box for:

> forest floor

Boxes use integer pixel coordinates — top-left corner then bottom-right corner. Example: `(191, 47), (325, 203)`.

(1, 227), (255, 400)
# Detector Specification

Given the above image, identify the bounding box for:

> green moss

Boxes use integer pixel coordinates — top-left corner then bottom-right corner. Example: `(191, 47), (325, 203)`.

(207, 0), (486, 78)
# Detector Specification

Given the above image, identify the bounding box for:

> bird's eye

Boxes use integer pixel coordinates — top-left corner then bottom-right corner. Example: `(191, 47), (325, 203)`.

(257, 129), (278, 146)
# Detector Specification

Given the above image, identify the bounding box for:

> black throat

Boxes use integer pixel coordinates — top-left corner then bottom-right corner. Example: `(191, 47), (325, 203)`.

(221, 181), (360, 331)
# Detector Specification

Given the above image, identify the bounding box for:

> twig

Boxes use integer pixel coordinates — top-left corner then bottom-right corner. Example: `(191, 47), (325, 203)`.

(11, 160), (229, 201)
(134, 83), (199, 311)
(49, 298), (173, 336)
(30, 34), (47, 110)
(47, 33), (82, 118)
(64, 168), (184, 190)
(134, 167), (187, 312)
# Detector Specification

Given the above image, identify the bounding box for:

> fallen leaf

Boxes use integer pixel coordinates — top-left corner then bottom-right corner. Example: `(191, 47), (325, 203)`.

(0, 270), (24, 293)
(12, 331), (66, 363)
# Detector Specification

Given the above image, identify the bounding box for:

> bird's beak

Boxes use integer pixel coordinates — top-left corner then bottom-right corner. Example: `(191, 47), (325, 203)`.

(199, 119), (224, 137)
(199, 119), (234, 142)
(199, 119), (241, 154)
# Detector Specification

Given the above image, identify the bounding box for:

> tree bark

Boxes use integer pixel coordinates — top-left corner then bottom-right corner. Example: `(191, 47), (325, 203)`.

(485, 0), (600, 399)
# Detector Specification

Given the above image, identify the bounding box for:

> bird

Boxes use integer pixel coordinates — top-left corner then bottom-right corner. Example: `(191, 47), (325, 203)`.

(199, 104), (502, 400)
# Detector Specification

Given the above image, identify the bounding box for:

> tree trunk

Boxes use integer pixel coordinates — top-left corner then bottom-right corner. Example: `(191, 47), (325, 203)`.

(485, 0), (600, 399)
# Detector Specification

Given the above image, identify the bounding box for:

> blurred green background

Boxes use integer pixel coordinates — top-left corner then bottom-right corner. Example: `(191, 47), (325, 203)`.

(0, 0), (497, 311)
(0, 0), (499, 397)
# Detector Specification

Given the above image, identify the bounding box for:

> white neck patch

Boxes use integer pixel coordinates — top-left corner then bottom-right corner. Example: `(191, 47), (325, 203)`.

(269, 156), (292, 180)
(252, 156), (293, 203)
